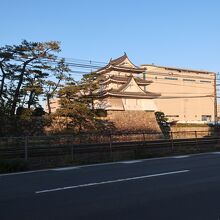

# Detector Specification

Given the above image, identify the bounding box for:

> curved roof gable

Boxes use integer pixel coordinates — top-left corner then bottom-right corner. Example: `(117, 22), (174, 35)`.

(96, 53), (145, 74)
(120, 77), (146, 94)
(109, 53), (137, 68)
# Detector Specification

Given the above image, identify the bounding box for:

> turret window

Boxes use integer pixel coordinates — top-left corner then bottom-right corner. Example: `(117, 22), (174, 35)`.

(165, 77), (178, 80)
(200, 80), (211, 83)
(183, 79), (195, 82)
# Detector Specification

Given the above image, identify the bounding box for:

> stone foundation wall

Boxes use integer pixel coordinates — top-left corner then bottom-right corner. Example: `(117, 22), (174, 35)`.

(0, 117), (48, 137)
(105, 110), (162, 133)
(1, 111), (162, 136)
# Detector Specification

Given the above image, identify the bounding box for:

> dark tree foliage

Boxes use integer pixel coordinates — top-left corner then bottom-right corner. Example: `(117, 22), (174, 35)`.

(0, 40), (70, 116)
(55, 84), (96, 133)
(78, 72), (100, 110)
(0, 40), (114, 136)
(155, 111), (170, 137)
(0, 40), (71, 136)
(55, 73), (114, 134)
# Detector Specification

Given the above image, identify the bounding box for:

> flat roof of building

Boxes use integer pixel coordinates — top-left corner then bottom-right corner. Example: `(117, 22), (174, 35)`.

(140, 64), (216, 75)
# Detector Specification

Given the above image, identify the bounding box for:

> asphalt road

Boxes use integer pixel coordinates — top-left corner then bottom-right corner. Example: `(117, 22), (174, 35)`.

(1, 152), (220, 220)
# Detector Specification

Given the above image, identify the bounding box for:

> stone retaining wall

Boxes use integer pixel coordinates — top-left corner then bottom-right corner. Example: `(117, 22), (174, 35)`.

(171, 125), (214, 138)
(105, 110), (162, 133)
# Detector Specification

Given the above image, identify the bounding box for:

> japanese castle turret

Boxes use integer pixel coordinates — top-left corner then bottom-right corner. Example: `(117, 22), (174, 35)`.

(94, 53), (162, 132)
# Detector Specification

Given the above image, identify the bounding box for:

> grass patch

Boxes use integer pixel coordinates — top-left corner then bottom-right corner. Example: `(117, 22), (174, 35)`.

(173, 123), (210, 127)
(0, 159), (29, 173)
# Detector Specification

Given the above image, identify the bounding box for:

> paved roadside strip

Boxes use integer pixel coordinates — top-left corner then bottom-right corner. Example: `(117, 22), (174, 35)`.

(1, 151), (220, 220)
(0, 151), (220, 177)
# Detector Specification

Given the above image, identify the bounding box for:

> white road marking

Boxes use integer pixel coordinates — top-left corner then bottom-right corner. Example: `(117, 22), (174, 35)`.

(52, 161), (121, 171)
(0, 161), (121, 176)
(52, 167), (79, 171)
(172, 155), (190, 159)
(121, 160), (142, 164)
(0, 169), (51, 177)
(211, 152), (220, 155)
(35, 169), (190, 194)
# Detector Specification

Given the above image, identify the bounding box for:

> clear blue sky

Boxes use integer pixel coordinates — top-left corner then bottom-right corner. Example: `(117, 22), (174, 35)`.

(1, 0), (220, 74)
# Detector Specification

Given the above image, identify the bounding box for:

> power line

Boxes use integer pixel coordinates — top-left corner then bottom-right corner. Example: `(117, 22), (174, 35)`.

(9, 55), (220, 83)
(3, 54), (220, 91)
(62, 57), (107, 65)
(146, 80), (214, 90)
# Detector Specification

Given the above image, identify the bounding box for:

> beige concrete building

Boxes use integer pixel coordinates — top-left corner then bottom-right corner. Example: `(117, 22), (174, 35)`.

(141, 64), (216, 123)
(217, 105), (220, 122)
(95, 54), (216, 124)
(45, 97), (59, 114)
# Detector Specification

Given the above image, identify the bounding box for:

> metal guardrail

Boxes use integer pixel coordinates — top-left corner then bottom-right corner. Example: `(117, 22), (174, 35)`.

(0, 130), (219, 161)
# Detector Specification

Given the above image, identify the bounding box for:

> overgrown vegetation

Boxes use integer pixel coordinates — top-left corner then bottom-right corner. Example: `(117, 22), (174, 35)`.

(0, 159), (29, 173)
(53, 77), (114, 133)
(155, 111), (170, 137)
(0, 40), (113, 136)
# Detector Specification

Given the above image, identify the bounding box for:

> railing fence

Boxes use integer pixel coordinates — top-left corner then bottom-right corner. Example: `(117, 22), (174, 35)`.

(0, 130), (219, 162)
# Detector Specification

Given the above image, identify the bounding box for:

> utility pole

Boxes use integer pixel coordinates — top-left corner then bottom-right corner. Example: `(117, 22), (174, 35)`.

(143, 68), (147, 91)
(214, 72), (217, 125)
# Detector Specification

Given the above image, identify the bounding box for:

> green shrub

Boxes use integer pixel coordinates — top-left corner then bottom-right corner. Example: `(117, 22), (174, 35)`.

(0, 159), (29, 173)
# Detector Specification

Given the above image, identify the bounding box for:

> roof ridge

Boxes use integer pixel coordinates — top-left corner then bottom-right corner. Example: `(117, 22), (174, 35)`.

(109, 53), (128, 65)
